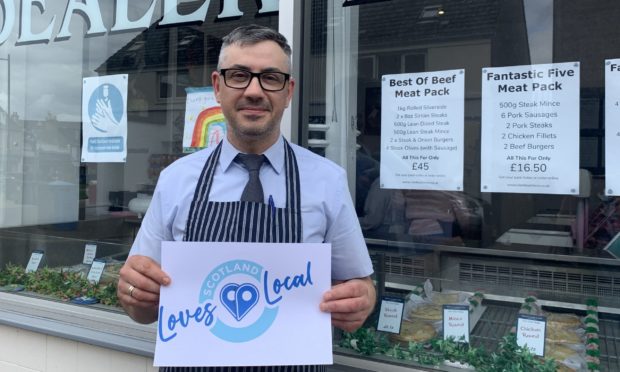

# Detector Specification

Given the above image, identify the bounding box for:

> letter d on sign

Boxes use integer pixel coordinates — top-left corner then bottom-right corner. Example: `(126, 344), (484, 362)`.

(0, 0), (16, 45)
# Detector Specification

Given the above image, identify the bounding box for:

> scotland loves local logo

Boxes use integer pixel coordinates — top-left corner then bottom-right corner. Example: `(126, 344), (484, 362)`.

(220, 282), (259, 321)
(204, 260), (277, 343)
(158, 259), (313, 343)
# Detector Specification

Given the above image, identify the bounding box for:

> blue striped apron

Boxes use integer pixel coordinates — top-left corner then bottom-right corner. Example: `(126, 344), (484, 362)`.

(160, 140), (326, 372)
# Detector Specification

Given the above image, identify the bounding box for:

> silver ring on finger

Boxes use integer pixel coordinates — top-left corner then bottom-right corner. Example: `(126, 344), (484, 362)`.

(128, 284), (136, 297)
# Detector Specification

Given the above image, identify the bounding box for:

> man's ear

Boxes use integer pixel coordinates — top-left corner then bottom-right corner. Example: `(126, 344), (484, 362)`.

(286, 77), (295, 108)
(212, 70), (221, 103)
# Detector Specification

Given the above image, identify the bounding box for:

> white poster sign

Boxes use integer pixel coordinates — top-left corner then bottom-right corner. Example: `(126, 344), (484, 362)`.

(480, 63), (580, 194)
(605, 59), (620, 195)
(183, 87), (226, 153)
(380, 69), (465, 191)
(155, 242), (332, 367)
(81, 74), (128, 163)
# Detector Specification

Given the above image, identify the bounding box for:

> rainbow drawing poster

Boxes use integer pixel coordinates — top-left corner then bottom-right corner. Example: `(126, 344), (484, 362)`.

(183, 87), (226, 153)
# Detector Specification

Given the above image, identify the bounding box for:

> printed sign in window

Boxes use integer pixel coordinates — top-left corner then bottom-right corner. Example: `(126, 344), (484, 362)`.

(380, 69), (465, 191)
(480, 62), (580, 195)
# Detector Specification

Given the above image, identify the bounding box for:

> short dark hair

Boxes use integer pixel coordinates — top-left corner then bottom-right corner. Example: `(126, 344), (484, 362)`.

(217, 24), (292, 70)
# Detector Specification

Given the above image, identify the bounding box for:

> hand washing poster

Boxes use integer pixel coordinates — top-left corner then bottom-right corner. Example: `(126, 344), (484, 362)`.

(183, 87), (226, 153)
(81, 74), (128, 163)
(155, 242), (332, 367)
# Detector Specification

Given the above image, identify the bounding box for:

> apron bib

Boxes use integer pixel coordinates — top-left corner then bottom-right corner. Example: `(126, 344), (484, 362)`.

(161, 140), (326, 372)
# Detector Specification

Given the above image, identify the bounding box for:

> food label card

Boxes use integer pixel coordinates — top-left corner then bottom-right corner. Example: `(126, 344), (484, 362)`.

(87, 260), (106, 284)
(377, 297), (405, 334)
(516, 314), (547, 356)
(83, 243), (97, 265)
(443, 304), (470, 343)
(25, 250), (44, 273)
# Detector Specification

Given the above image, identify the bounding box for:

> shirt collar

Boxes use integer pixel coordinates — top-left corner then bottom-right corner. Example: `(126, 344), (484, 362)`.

(219, 136), (285, 175)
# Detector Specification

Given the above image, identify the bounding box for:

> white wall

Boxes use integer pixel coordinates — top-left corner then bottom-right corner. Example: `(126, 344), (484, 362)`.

(0, 324), (157, 372)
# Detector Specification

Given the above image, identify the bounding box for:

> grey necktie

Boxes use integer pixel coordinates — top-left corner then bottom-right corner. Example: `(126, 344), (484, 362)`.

(236, 153), (266, 203)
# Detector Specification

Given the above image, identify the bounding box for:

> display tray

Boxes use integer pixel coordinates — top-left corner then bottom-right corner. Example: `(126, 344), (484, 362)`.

(469, 303), (487, 334)
(496, 227), (574, 248)
(471, 301), (620, 372)
(0, 261), (121, 307)
(62, 257), (123, 284)
(404, 291), (487, 334)
(337, 300), (619, 371)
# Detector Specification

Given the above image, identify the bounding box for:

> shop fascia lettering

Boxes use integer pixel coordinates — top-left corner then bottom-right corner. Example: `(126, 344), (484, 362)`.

(0, 0), (278, 45)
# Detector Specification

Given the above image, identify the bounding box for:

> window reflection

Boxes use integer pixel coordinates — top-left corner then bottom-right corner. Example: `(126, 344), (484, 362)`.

(0, 1), (279, 275)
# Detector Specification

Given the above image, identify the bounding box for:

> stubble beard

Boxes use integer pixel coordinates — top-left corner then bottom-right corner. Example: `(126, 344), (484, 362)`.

(227, 116), (280, 150)
(225, 97), (283, 150)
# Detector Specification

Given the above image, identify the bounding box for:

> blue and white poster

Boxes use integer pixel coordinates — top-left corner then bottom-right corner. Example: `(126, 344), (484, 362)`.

(155, 242), (332, 367)
(81, 74), (128, 162)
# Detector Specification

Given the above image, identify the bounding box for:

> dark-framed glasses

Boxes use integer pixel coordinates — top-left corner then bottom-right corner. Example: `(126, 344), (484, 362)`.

(220, 68), (290, 92)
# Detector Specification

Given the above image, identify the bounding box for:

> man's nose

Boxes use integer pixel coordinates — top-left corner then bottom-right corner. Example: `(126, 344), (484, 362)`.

(244, 75), (265, 96)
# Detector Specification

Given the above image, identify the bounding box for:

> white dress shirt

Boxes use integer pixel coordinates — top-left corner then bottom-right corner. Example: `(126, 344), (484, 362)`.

(130, 135), (373, 281)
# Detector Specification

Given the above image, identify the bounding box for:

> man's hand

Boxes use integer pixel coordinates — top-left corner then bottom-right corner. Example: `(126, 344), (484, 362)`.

(320, 276), (376, 332)
(117, 255), (171, 324)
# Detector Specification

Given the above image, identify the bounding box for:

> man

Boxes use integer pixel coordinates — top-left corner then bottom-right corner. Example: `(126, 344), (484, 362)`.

(118, 24), (376, 371)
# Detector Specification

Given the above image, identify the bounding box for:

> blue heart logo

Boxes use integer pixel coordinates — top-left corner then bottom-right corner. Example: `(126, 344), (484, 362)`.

(219, 283), (260, 321)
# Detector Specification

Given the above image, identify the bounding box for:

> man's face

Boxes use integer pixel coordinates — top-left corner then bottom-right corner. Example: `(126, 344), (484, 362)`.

(212, 40), (294, 153)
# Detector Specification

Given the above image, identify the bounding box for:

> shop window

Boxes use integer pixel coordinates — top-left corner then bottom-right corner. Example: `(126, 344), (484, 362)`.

(0, 0), (280, 309)
(301, 1), (620, 369)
